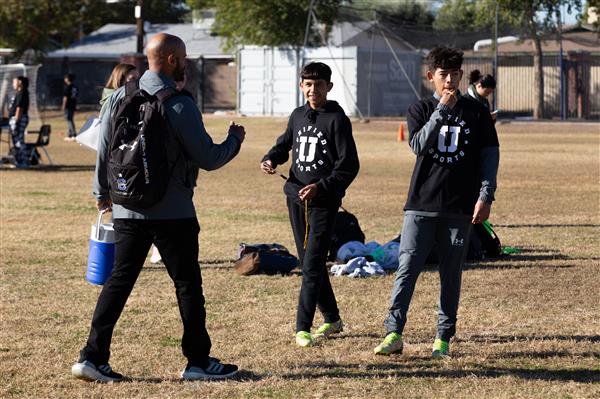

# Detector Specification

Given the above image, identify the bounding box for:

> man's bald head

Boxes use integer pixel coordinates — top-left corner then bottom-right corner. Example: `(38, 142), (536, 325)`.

(146, 33), (186, 81)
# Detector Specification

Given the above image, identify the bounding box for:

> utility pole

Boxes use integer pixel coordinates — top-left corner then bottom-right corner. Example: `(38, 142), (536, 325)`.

(136, 0), (144, 54)
(558, 5), (565, 120)
(493, 0), (499, 111)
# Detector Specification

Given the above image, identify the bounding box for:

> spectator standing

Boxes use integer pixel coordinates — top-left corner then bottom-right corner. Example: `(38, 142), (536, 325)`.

(7, 76), (30, 167)
(99, 64), (140, 118)
(466, 70), (497, 122)
(63, 73), (78, 141)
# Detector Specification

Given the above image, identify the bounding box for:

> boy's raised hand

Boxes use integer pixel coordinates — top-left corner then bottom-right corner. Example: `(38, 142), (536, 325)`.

(260, 160), (276, 174)
(439, 89), (458, 109)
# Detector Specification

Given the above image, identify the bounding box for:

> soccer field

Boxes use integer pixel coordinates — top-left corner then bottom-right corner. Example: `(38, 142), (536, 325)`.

(1, 115), (599, 398)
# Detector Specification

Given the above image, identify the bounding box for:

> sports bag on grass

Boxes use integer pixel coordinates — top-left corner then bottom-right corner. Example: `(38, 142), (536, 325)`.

(234, 243), (298, 276)
(328, 210), (365, 261)
(107, 80), (188, 208)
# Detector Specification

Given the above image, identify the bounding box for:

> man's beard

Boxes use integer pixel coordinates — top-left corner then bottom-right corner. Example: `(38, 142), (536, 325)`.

(173, 59), (185, 82)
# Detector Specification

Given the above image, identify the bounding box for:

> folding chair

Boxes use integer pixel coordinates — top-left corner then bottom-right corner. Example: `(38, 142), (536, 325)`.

(25, 124), (53, 165)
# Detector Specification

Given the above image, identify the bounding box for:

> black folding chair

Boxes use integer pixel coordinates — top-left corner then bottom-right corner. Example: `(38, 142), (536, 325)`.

(25, 124), (53, 165)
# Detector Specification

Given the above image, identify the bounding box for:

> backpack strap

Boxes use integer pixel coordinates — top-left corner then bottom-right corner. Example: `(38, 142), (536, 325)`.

(154, 87), (179, 104)
(124, 79), (139, 97)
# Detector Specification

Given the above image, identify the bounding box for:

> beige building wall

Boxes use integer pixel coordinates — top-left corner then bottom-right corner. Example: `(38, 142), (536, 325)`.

(498, 66), (560, 113)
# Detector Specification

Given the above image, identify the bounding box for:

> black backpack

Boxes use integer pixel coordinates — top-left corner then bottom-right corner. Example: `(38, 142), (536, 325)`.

(469, 221), (502, 259)
(234, 243), (298, 276)
(107, 80), (185, 208)
(328, 209), (366, 261)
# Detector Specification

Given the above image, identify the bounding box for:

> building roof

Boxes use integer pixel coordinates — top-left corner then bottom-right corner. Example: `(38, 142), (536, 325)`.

(47, 23), (232, 59)
(327, 21), (415, 51)
(472, 26), (600, 54)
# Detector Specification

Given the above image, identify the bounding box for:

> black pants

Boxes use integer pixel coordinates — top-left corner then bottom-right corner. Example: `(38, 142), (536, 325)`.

(79, 218), (211, 367)
(287, 197), (340, 332)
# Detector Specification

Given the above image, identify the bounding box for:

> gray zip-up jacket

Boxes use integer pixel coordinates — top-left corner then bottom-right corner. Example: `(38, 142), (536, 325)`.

(93, 70), (241, 219)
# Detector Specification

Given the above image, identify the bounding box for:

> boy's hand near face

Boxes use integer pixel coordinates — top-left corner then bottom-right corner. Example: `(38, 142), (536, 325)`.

(439, 89), (458, 109)
(298, 184), (318, 201)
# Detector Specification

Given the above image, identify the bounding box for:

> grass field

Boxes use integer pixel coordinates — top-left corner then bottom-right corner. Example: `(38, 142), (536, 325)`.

(1, 114), (599, 398)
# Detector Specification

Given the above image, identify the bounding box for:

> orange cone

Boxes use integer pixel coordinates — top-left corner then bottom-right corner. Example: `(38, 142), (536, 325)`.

(397, 123), (405, 142)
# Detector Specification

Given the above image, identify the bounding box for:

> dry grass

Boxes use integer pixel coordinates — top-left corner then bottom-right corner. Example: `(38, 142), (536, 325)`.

(1, 115), (599, 398)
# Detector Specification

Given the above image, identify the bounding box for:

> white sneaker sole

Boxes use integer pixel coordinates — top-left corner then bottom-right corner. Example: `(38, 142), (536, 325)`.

(180, 369), (238, 381)
(71, 363), (120, 383)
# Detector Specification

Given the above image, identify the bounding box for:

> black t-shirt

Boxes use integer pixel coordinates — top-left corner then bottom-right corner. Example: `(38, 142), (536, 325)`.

(405, 95), (499, 215)
(8, 90), (29, 118)
(63, 84), (78, 110)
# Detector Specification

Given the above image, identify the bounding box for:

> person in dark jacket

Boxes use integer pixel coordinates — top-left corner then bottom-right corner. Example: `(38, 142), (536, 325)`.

(466, 69), (497, 122)
(374, 47), (500, 358)
(7, 76), (29, 167)
(260, 62), (359, 347)
(62, 73), (78, 141)
(71, 33), (245, 383)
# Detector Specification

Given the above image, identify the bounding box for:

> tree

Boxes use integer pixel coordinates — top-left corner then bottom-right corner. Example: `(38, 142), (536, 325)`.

(186, 0), (343, 51)
(434, 0), (478, 31)
(583, 0), (600, 33)
(433, 0), (582, 119)
(0, 0), (188, 59)
(376, 1), (435, 27)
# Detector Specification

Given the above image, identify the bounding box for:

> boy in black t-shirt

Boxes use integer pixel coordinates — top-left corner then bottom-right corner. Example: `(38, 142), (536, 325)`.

(374, 47), (499, 358)
(260, 62), (359, 347)
(62, 73), (78, 140)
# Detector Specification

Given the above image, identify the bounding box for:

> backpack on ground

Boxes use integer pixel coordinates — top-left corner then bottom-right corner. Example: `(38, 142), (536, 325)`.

(328, 209), (365, 261)
(107, 80), (187, 208)
(234, 243), (298, 276)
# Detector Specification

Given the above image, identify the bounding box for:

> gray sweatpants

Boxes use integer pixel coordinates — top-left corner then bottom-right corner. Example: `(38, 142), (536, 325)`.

(384, 213), (472, 342)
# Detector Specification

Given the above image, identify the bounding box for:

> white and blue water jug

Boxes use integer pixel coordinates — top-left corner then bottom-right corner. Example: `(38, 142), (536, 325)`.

(86, 210), (115, 285)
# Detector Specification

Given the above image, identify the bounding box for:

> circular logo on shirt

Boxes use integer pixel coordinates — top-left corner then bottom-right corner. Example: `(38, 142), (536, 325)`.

(295, 125), (327, 173)
(428, 114), (471, 165)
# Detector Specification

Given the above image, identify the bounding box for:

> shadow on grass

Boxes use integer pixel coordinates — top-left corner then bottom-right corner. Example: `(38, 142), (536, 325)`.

(467, 334), (600, 344)
(280, 361), (600, 383)
(0, 165), (96, 172)
(125, 370), (263, 383)
(492, 350), (600, 359)
(496, 224), (600, 228)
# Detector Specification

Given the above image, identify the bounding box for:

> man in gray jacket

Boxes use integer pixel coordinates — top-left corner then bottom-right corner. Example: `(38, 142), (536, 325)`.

(72, 33), (245, 382)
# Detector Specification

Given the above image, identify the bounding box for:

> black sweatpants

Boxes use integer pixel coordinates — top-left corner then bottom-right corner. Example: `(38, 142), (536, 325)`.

(79, 218), (212, 367)
(287, 197), (340, 333)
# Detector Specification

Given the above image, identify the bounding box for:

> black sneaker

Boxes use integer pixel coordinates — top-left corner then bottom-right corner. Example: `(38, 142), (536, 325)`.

(181, 357), (238, 381)
(71, 360), (123, 383)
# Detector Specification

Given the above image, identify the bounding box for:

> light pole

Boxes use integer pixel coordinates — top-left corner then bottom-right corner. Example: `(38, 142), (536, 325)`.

(106, 0), (146, 72)
(106, 0), (144, 54)
(135, 0), (144, 54)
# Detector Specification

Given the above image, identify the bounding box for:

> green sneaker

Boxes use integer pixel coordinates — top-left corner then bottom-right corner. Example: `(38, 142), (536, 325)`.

(295, 331), (314, 347)
(314, 319), (344, 338)
(374, 332), (403, 356)
(432, 338), (450, 359)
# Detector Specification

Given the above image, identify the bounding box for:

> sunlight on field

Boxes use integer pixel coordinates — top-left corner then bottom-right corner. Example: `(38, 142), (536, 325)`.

(0, 116), (599, 398)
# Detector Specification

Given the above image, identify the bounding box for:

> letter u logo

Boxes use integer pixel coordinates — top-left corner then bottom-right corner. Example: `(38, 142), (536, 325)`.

(299, 136), (318, 162)
(438, 126), (461, 153)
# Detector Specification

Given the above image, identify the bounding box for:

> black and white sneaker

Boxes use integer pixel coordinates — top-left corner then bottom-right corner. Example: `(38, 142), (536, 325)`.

(181, 357), (238, 381)
(71, 360), (124, 383)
